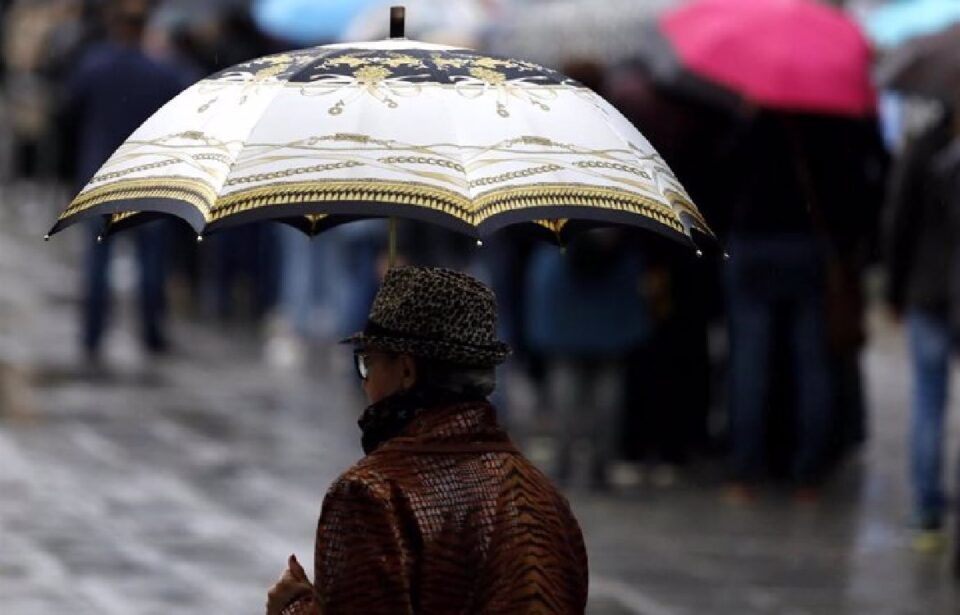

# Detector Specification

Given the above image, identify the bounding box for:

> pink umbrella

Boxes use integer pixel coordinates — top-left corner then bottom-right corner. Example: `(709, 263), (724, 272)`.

(652, 0), (876, 116)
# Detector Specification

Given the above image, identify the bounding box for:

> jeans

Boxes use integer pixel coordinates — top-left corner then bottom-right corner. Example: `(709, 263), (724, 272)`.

(278, 226), (340, 338)
(726, 236), (833, 483)
(907, 309), (952, 528)
(83, 221), (167, 355)
(546, 358), (624, 488)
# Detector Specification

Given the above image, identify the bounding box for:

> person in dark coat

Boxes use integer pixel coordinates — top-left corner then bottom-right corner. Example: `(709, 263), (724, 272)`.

(524, 230), (652, 489)
(883, 109), (960, 536)
(60, 0), (189, 360)
(723, 111), (837, 495)
(606, 63), (735, 470)
(728, 112), (888, 492)
(266, 267), (589, 615)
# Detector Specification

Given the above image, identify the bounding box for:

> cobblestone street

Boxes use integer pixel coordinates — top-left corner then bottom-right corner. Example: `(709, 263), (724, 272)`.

(2, 185), (960, 614)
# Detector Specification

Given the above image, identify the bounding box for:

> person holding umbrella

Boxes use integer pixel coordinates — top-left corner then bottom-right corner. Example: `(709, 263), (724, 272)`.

(877, 19), (960, 553)
(43, 18), (711, 609)
(58, 0), (191, 362)
(265, 266), (589, 615)
(632, 0), (881, 497)
(884, 103), (960, 548)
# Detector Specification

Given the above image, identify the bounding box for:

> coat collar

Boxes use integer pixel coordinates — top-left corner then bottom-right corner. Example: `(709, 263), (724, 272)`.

(374, 401), (512, 454)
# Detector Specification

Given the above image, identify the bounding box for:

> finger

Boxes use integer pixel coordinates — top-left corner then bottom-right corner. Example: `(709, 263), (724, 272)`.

(288, 554), (308, 582)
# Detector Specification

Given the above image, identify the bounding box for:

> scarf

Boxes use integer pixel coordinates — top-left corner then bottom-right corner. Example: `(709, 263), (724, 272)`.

(358, 387), (482, 454)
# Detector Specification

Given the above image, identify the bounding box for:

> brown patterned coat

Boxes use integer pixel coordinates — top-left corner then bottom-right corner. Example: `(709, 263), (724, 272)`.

(282, 401), (589, 614)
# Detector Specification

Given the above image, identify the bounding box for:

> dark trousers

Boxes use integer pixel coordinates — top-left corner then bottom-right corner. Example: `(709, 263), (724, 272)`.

(82, 222), (167, 355)
(907, 309), (952, 527)
(725, 236), (833, 484)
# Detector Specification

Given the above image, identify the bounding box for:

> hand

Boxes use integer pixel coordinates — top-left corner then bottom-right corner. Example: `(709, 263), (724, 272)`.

(266, 554), (313, 615)
(376, 251), (408, 278)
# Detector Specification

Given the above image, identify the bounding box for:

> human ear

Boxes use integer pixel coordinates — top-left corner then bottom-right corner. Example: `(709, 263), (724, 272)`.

(399, 354), (417, 389)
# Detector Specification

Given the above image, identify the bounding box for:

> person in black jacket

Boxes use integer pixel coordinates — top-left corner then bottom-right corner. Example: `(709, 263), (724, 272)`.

(60, 0), (189, 361)
(723, 110), (886, 497)
(884, 109), (960, 538)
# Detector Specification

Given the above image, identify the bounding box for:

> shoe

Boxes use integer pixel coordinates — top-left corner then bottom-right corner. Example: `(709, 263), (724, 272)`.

(264, 329), (307, 370)
(609, 462), (645, 489)
(143, 334), (169, 356)
(907, 512), (943, 532)
(912, 529), (946, 553)
(79, 348), (110, 381)
(589, 462), (610, 492)
(650, 464), (679, 488)
(792, 486), (821, 505)
(723, 482), (757, 506)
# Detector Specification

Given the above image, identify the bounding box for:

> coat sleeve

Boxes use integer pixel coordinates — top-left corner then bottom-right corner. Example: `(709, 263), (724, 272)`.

(882, 131), (932, 313)
(563, 499), (590, 612)
(310, 476), (415, 615)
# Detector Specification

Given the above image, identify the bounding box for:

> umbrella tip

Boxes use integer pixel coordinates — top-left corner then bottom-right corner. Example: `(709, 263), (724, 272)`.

(196, 235), (204, 243)
(390, 6), (405, 39)
(696, 249), (703, 258)
(43, 233), (50, 242)
(96, 235), (103, 244)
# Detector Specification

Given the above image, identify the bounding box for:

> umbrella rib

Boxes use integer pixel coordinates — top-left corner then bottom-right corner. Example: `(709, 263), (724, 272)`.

(209, 83), (317, 225)
(442, 71), (475, 221)
(577, 93), (692, 223)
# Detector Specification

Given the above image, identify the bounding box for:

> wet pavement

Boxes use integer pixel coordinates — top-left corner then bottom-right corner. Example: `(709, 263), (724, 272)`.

(1, 183), (959, 614)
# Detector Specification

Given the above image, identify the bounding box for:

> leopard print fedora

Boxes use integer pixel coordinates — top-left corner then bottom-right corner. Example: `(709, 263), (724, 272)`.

(342, 266), (511, 367)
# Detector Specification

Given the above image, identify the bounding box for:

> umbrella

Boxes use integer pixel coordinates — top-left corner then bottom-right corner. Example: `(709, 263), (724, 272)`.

(859, 0), (960, 49)
(876, 23), (960, 101)
(252, 0), (381, 46)
(47, 10), (712, 255)
(486, 0), (678, 68)
(637, 0), (876, 117)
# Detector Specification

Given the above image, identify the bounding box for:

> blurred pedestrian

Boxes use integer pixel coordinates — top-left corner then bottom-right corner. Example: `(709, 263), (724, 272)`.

(525, 230), (652, 489)
(818, 118), (888, 460)
(267, 221), (383, 369)
(266, 266), (588, 615)
(619, 254), (711, 480)
(607, 63), (734, 472)
(3, 0), (92, 181)
(181, 4), (284, 330)
(883, 105), (960, 544)
(59, 0), (190, 361)
(518, 60), (653, 491)
(723, 112), (838, 499)
(266, 227), (337, 368)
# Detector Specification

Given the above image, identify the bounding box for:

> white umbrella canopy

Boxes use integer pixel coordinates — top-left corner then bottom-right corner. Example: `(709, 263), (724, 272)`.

(48, 37), (710, 248)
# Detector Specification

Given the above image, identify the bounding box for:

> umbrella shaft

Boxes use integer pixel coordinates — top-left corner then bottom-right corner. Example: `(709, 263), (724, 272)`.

(389, 217), (398, 268)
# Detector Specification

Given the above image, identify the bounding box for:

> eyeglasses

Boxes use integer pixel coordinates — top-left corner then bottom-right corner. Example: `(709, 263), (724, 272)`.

(354, 353), (371, 380)
(354, 352), (395, 381)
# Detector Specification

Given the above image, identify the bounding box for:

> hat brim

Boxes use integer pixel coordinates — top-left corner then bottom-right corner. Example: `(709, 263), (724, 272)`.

(340, 332), (511, 367)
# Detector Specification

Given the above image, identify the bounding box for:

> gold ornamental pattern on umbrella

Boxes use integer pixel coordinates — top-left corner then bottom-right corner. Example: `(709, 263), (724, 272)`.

(49, 40), (711, 246)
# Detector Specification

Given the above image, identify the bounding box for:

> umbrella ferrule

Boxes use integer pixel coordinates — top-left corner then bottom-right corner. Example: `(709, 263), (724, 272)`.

(390, 6), (406, 39)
